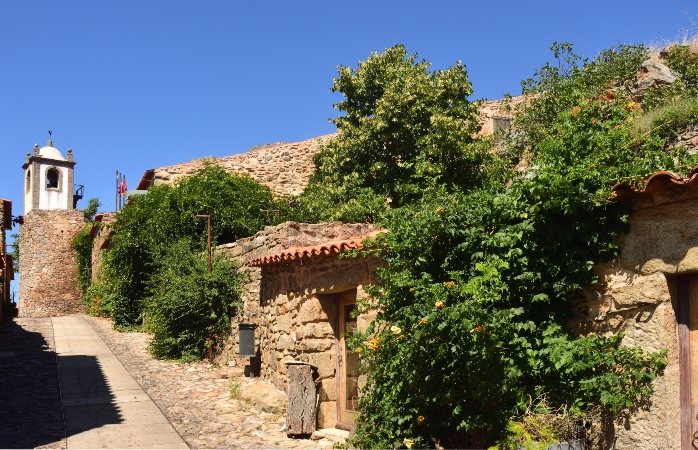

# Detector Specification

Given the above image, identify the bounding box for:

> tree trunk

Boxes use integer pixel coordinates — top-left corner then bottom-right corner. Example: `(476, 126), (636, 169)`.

(286, 364), (317, 436)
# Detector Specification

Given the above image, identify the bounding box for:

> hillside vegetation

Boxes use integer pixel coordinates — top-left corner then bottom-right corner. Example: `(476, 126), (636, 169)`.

(304, 42), (698, 448)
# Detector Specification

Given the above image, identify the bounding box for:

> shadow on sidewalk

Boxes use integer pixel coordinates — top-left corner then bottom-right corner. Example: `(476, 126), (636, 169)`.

(0, 318), (122, 448)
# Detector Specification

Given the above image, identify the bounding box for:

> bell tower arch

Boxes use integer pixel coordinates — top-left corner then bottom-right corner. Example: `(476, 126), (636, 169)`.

(22, 140), (76, 214)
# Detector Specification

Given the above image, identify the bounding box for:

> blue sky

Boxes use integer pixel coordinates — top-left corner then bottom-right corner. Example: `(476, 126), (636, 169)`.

(2, 1), (698, 294)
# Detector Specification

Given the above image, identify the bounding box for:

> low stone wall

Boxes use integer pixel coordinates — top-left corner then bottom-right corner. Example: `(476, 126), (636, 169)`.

(569, 196), (698, 448)
(217, 221), (380, 428)
(19, 209), (86, 317)
(152, 135), (335, 197)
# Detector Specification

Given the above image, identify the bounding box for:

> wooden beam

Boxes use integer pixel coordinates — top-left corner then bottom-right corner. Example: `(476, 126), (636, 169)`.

(678, 277), (692, 450)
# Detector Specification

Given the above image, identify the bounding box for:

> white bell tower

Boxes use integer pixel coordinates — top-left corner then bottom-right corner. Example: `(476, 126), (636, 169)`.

(22, 140), (76, 214)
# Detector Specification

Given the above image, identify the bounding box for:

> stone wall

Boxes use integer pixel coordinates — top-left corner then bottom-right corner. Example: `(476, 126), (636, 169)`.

(217, 221), (380, 428)
(151, 135), (335, 197)
(569, 195), (698, 448)
(147, 97), (528, 199)
(90, 213), (115, 282)
(666, 122), (698, 154)
(0, 201), (6, 322)
(19, 209), (86, 317)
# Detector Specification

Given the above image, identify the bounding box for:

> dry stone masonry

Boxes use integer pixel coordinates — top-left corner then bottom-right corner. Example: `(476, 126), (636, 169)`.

(19, 209), (86, 317)
(151, 135), (335, 196)
(217, 221), (380, 428)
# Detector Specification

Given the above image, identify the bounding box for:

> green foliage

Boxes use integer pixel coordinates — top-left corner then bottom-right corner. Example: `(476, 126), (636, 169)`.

(70, 226), (93, 296)
(348, 42), (679, 449)
(84, 282), (111, 317)
(83, 198), (101, 221)
(295, 44), (506, 223)
(144, 240), (242, 361)
(8, 233), (19, 273)
(100, 162), (289, 328)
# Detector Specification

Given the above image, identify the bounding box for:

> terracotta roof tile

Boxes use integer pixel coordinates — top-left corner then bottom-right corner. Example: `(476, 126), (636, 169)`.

(248, 230), (384, 267)
(612, 165), (698, 202)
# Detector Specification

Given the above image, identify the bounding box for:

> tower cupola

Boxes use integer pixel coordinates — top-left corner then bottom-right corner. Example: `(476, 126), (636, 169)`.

(22, 140), (77, 214)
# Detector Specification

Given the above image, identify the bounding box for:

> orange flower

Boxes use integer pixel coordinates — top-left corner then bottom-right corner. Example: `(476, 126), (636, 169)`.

(416, 415), (425, 425)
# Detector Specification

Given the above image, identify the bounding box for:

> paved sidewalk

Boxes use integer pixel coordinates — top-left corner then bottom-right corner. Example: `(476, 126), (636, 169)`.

(53, 316), (188, 449)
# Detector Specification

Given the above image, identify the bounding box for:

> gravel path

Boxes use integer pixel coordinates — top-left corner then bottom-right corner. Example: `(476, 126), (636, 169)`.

(83, 315), (333, 449)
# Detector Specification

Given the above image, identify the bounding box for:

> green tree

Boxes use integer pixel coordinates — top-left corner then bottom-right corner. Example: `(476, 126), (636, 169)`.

(83, 198), (101, 221)
(100, 162), (290, 328)
(296, 44), (504, 223)
(349, 43), (681, 448)
(8, 233), (19, 273)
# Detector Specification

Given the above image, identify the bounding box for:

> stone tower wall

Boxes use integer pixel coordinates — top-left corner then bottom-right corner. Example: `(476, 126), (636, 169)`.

(19, 209), (86, 317)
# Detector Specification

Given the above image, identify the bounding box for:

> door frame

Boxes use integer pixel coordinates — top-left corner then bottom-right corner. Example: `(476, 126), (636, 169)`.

(335, 288), (358, 428)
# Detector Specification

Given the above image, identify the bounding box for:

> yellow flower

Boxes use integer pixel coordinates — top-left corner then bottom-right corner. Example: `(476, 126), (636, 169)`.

(420, 318), (428, 325)
(409, 287), (415, 292)
(624, 101), (637, 111)
(366, 337), (382, 351)
(391, 325), (402, 335)
(413, 213), (419, 218)
(470, 325), (484, 333)
(355, 347), (364, 353)
(416, 415), (425, 425)
(435, 208), (446, 214)
(442, 281), (455, 288)
(404, 438), (416, 449)
(435, 300), (444, 309)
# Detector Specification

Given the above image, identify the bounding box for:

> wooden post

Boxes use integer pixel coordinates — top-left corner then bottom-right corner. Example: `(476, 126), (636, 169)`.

(286, 363), (317, 436)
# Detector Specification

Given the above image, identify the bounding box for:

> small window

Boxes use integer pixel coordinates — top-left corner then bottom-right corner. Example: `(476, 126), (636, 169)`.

(46, 168), (59, 189)
(26, 170), (31, 192)
(492, 116), (513, 135)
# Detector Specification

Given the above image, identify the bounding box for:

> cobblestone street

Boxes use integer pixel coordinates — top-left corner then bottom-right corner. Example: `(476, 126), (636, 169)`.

(83, 315), (335, 449)
(0, 315), (336, 449)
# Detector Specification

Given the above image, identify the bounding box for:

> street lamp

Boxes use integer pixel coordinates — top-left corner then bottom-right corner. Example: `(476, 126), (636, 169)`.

(195, 214), (211, 273)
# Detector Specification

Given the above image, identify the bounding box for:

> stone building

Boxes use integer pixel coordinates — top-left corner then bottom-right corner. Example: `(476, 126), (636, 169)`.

(218, 222), (382, 429)
(568, 167), (698, 448)
(0, 199), (14, 321)
(19, 141), (86, 317)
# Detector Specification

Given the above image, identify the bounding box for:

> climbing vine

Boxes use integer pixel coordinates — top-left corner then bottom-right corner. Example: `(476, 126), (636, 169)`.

(341, 42), (695, 448)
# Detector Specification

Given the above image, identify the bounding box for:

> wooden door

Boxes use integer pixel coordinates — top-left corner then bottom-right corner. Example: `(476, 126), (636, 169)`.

(337, 289), (359, 426)
(679, 276), (698, 449)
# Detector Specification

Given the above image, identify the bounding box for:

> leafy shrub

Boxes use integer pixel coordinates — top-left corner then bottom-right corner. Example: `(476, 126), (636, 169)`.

(100, 163), (289, 328)
(70, 198), (101, 303)
(144, 240), (242, 362)
(347, 42), (680, 449)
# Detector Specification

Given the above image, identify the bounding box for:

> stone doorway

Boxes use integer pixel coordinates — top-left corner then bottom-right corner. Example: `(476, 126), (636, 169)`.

(336, 289), (359, 427)
(678, 275), (698, 448)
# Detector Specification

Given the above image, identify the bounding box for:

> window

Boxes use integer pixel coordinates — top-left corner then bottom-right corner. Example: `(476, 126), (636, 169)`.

(492, 116), (513, 135)
(46, 168), (60, 189)
(26, 170), (31, 192)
